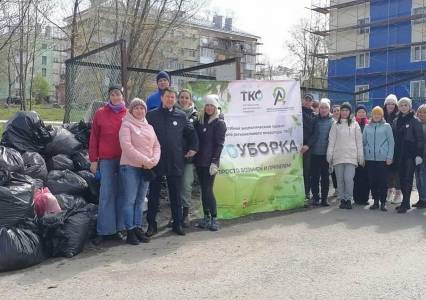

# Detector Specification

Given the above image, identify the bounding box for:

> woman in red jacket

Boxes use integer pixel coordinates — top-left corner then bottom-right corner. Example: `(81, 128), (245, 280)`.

(89, 85), (126, 243)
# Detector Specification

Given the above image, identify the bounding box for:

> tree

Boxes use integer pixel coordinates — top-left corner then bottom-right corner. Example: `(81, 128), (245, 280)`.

(32, 74), (50, 103)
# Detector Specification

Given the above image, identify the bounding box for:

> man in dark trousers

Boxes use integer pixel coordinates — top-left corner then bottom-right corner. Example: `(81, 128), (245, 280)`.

(146, 87), (199, 236)
(300, 93), (315, 203)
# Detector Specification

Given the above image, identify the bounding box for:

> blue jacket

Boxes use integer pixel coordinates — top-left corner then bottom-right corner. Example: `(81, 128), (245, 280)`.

(362, 120), (394, 161)
(146, 90), (162, 111)
(308, 115), (334, 155)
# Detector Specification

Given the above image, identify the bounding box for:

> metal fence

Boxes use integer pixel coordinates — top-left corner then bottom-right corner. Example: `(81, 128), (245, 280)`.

(64, 40), (241, 123)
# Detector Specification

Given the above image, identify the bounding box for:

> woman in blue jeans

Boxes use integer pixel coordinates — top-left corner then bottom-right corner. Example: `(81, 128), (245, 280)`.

(119, 98), (161, 245)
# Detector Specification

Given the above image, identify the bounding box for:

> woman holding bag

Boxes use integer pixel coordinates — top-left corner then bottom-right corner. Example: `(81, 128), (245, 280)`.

(118, 98), (161, 245)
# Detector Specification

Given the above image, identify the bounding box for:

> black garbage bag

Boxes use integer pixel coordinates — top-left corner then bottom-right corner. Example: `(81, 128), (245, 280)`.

(9, 172), (44, 190)
(63, 121), (91, 149)
(22, 152), (48, 181)
(72, 150), (90, 171)
(39, 206), (91, 258)
(55, 194), (87, 211)
(0, 146), (24, 173)
(1, 111), (52, 153)
(0, 180), (34, 226)
(0, 221), (45, 272)
(77, 171), (99, 204)
(47, 154), (74, 171)
(0, 169), (10, 186)
(85, 203), (98, 239)
(45, 127), (82, 157)
(46, 170), (88, 196)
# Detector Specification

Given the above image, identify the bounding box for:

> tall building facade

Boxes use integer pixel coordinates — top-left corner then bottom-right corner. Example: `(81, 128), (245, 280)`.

(314, 0), (426, 108)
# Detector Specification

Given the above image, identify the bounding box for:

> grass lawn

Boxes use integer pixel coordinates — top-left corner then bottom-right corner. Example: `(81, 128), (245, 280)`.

(0, 104), (64, 122)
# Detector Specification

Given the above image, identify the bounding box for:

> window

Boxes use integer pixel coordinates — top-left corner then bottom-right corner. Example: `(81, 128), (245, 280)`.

(42, 68), (47, 77)
(412, 6), (426, 25)
(357, 18), (370, 34)
(410, 80), (426, 99)
(355, 85), (369, 102)
(42, 56), (47, 65)
(200, 47), (214, 58)
(356, 52), (370, 68)
(411, 45), (426, 61)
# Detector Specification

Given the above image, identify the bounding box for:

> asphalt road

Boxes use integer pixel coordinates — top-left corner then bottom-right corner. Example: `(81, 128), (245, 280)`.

(1, 197), (426, 300)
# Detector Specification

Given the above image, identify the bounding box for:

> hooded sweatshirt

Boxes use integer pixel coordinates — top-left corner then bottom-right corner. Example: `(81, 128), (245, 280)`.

(119, 112), (161, 168)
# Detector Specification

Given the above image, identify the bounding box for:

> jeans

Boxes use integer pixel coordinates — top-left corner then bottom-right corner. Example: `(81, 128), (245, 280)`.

(97, 159), (120, 236)
(415, 161), (426, 201)
(303, 150), (311, 197)
(366, 161), (388, 204)
(310, 154), (329, 201)
(334, 163), (356, 202)
(147, 175), (182, 229)
(196, 166), (218, 217)
(118, 165), (150, 231)
(399, 158), (416, 208)
(181, 163), (194, 208)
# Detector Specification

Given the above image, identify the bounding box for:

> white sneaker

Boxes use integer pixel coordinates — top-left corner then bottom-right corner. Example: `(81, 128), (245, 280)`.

(391, 191), (402, 204)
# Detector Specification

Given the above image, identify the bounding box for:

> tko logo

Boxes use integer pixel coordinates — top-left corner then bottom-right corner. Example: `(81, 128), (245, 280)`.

(241, 90), (263, 101)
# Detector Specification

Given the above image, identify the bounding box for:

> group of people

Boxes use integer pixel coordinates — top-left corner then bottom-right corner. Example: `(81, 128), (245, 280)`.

(302, 93), (426, 213)
(89, 71), (226, 246)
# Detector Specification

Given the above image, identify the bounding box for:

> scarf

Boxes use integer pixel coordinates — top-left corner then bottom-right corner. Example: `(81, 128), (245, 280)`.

(124, 111), (146, 127)
(108, 100), (125, 113)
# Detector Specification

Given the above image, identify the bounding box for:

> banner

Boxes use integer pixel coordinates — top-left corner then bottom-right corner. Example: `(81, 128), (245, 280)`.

(187, 80), (304, 219)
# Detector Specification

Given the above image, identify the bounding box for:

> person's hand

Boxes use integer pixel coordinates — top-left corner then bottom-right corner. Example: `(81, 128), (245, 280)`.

(359, 159), (365, 167)
(209, 163), (218, 176)
(90, 161), (98, 174)
(300, 145), (309, 154)
(415, 156), (423, 166)
(185, 150), (197, 158)
(386, 159), (393, 165)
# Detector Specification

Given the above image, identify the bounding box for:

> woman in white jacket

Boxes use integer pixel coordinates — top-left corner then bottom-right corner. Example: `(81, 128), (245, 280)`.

(327, 102), (364, 209)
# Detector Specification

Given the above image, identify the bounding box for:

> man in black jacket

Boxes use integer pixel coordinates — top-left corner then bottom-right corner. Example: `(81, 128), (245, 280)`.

(146, 88), (199, 236)
(300, 94), (315, 202)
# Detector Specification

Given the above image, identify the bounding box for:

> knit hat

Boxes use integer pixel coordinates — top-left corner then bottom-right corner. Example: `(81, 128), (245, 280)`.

(204, 94), (220, 109)
(340, 102), (352, 113)
(356, 104), (367, 114)
(319, 98), (331, 109)
(108, 84), (123, 95)
(398, 97), (412, 109)
(303, 93), (314, 101)
(156, 71), (170, 83)
(384, 94), (398, 106)
(128, 98), (147, 113)
(372, 106), (384, 117)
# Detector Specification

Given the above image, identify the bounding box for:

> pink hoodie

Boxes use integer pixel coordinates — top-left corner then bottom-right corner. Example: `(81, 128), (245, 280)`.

(119, 112), (161, 169)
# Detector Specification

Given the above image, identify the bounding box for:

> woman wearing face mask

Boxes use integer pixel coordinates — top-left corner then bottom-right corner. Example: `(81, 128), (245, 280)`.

(173, 89), (198, 228)
(89, 85), (126, 244)
(383, 94), (402, 204)
(327, 102), (364, 209)
(363, 106), (394, 211)
(194, 95), (227, 231)
(392, 97), (424, 213)
(118, 98), (161, 245)
(353, 105), (370, 205)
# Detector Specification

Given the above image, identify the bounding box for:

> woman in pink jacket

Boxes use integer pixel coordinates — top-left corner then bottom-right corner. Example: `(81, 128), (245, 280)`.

(118, 98), (161, 245)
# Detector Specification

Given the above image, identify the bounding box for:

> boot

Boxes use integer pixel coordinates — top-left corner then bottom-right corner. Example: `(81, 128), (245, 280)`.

(320, 199), (330, 207)
(172, 225), (186, 236)
(339, 200), (346, 209)
(126, 229), (139, 245)
(370, 200), (379, 210)
(345, 200), (352, 210)
(146, 222), (158, 237)
(209, 217), (220, 231)
(182, 207), (190, 228)
(135, 228), (150, 243)
(312, 197), (320, 206)
(380, 202), (387, 212)
(197, 214), (211, 229)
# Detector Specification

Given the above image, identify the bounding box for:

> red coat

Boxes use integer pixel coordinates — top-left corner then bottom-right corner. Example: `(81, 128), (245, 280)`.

(89, 105), (126, 162)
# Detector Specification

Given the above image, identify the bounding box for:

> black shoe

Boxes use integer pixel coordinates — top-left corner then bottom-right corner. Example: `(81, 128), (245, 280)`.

(339, 200), (346, 209)
(413, 200), (426, 208)
(345, 201), (352, 209)
(182, 207), (190, 228)
(397, 206), (407, 213)
(370, 201), (379, 210)
(146, 222), (158, 237)
(312, 198), (320, 206)
(135, 228), (150, 243)
(320, 200), (330, 207)
(126, 229), (139, 245)
(172, 226), (186, 236)
(380, 203), (387, 212)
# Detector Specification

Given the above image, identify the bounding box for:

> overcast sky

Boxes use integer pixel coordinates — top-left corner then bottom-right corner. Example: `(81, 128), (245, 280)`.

(206, 0), (313, 64)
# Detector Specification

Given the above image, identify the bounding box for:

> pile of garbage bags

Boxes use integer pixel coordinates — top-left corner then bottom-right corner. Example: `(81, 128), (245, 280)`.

(0, 111), (98, 272)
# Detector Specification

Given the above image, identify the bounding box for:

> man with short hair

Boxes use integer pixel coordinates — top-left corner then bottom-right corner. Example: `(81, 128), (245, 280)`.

(146, 88), (199, 236)
(300, 94), (315, 202)
(146, 71), (171, 111)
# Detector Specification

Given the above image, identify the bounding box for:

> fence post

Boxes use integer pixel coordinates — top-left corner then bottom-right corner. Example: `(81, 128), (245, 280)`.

(63, 62), (72, 123)
(121, 39), (129, 104)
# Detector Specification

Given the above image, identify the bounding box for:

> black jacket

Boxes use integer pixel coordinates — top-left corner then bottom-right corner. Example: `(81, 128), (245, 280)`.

(194, 116), (227, 167)
(302, 106), (315, 146)
(392, 111), (423, 163)
(146, 107), (199, 176)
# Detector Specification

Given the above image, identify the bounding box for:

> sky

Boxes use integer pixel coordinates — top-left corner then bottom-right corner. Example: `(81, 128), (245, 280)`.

(206, 0), (313, 64)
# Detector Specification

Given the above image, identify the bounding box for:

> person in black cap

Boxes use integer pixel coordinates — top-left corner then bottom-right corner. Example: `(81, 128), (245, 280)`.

(300, 93), (315, 202)
(146, 71), (170, 111)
